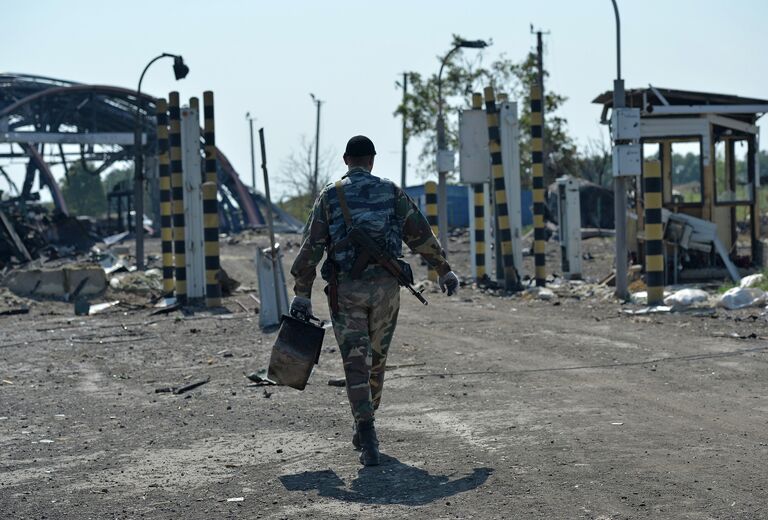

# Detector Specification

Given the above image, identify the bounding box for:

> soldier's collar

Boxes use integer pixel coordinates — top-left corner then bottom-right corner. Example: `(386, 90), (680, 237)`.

(344, 167), (371, 177)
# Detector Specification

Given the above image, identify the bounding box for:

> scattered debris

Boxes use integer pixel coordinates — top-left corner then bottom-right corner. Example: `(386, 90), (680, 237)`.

(526, 287), (555, 301)
(663, 288), (710, 310)
(622, 306), (673, 315)
(246, 369), (276, 386)
(155, 377), (210, 395)
(740, 273), (765, 289)
(327, 378), (346, 387)
(74, 298), (90, 316)
(88, 301), (121, 315)
(718, 287), (767, 310)
(149, 302), (182, 316)
(4, 264), (107, 299)
(109, 269), (162, 295)
(218, 268), (240, 296)
(226, 497), (244, 502)
(0, 306), (29, 316)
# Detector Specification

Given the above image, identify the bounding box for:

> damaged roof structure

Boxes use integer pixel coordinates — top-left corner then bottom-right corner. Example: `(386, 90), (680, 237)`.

(0, 73), (301, 245)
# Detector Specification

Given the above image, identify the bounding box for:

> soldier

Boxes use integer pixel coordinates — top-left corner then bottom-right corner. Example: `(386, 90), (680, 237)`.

(289, 135), (459, 466)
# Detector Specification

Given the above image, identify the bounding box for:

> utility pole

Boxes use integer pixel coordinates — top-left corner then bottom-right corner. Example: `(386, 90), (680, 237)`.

(246, 113), (257, 192)
(611, 0), (629, 300)
(310, 94), (322, 202)
(400, 72), (408, 188)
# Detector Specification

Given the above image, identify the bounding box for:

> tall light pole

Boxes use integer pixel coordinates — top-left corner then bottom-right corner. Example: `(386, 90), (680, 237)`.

(398, 72), (408, 188)
(436, 39), (489, 253)
(309, 93), (322, 202)
(134, 53), (188, 271)
(610, 0), (629, 300)
(246, 112), (257, 192)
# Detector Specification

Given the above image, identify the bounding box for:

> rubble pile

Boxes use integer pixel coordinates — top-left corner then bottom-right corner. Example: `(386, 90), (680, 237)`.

(0, 203), (98, 268)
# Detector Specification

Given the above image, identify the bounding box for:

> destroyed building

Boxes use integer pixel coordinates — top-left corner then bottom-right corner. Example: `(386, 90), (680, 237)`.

(594, 86), (768, 282)
(0, 73), (300, 267)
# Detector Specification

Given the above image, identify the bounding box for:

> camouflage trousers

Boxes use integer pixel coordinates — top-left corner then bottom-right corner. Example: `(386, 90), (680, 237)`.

(328, 274), (400, 423)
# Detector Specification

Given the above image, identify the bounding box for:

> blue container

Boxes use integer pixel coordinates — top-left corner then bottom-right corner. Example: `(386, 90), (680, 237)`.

(405, 184), (533, 228)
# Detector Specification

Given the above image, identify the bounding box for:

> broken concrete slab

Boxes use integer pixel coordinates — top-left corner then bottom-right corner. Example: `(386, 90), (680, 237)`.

(4, 264), (107, 299)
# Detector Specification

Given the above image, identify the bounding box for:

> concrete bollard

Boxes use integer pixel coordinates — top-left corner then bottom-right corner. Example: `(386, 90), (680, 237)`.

(483, 86), (520, 291)
(202, 91), (222, 307)
(644, 160), (664, 305)
(425, 181), (439, 282)
(169, 91), (187, 304)
(155, 98), (174, 296)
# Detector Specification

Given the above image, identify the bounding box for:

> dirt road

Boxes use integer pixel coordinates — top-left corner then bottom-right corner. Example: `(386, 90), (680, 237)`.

(2, 238), (767, 519)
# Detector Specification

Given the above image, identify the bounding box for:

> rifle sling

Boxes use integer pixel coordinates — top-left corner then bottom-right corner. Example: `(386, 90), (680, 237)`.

(334, 180), (353, 229)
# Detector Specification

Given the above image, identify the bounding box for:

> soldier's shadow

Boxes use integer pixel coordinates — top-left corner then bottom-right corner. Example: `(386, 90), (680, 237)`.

(279, 454), (493, 506)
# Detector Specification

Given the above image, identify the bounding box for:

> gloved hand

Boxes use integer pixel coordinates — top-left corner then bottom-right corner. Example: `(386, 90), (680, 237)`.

(290, 296), (313, 321)
(438, 271), (459, 296)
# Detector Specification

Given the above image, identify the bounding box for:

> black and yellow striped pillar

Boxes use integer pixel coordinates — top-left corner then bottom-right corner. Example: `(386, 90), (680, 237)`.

(425, 180), (439, 282)
(472, 183), (487, 281)
(483, 86), (519, 291)
(470, 92), (487, 282)
(156, 98), (174, 296)
(531, 85), (546, 287)
(644, 160), (664, 305)
(202, 91), (222, 307)
(169, 91), (187, 305)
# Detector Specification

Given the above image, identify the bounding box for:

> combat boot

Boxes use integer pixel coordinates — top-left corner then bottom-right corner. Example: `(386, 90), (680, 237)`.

(356, 419), (380, 466)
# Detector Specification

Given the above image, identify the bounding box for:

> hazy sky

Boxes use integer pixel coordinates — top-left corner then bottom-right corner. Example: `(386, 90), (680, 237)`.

(2, 0), (766, 200)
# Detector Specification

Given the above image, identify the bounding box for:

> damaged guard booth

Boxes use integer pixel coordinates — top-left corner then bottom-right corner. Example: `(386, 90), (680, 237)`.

(594, 87), (768, 282)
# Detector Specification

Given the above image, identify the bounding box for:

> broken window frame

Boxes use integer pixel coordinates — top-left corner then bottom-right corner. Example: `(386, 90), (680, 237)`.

(667, 137), (704, 206)
(713, 137), (754, 205)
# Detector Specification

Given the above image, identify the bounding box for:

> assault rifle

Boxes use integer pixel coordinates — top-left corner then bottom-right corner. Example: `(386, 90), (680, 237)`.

(347, 227), (428, 306)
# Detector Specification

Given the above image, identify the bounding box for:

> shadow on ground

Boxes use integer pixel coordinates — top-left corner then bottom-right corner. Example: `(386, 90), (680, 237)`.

(280, 454), (493, 506)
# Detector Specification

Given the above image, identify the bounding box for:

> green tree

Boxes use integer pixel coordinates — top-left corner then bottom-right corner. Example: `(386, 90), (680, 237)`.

(60, 161), (107, 217)
(103, 166), (133, 195)
(395, 35), (578, 186)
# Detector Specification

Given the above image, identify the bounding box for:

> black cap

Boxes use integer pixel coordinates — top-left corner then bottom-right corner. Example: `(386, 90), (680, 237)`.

(344, 135), (376, 157)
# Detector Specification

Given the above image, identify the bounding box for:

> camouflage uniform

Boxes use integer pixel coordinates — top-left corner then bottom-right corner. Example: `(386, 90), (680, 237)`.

(291, 167), (451, 423)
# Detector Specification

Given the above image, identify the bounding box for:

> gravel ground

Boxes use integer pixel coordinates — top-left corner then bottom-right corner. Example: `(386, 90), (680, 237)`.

(1, 235), (768, 519)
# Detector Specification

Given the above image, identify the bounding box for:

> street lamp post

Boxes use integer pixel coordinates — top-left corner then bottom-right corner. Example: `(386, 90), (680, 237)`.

(309, 93), (322, 202)
(134, 53), (189, 271)
(436, 39), (488, 253)
(246, 112), (257, 192)
(610, 0), (628, 300)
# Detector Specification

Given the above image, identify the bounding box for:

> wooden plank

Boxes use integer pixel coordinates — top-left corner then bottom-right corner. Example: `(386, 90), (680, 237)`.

(0, 209), (32, 262)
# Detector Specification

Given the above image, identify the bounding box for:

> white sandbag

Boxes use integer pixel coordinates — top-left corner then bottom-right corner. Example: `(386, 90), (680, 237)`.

(739, 273), (764, 288)
(717, 287), (767, 310)
(663, 288), (710, 309)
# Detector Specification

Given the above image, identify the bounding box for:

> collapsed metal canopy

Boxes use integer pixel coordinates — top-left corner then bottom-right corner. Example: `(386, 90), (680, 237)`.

(0, 73), (301, 232)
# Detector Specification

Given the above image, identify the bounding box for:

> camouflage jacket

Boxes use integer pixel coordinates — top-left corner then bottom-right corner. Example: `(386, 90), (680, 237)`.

(290, 167), (451, 298)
